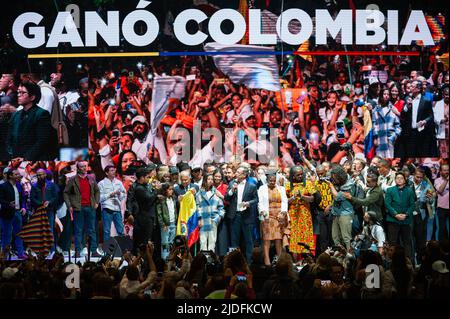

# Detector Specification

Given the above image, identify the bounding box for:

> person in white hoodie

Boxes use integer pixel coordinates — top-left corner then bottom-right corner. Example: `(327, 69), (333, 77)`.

(257, 173), (288, 266)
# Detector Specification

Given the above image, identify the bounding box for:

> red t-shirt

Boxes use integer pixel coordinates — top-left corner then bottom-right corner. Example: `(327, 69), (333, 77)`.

(78, 176), (91, 207)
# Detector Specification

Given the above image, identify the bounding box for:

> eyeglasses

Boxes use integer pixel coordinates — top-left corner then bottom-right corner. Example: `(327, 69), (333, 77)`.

(17, 91), (29, 96)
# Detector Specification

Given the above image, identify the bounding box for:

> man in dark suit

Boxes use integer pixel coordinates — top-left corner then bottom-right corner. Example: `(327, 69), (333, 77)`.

(224, 166), (258, 263)
(6, 82), (56, 160)
(405, 80), (438, 158)
(133, 167), (158, 254)
(174, 170), (199, 199)
(0, 168), (26, 259)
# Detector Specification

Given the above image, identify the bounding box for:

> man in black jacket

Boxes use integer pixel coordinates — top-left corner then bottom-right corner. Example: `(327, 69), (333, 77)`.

(132, 167), (158, 254)
(405, 80), (438, 158)
(225, 167), (258, 263)
(6, 82), (56, 160)
(0, 168), (26, 259)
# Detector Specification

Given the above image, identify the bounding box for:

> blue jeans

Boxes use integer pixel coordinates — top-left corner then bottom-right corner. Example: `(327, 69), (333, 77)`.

(352, 212), (363, 236)
(0, 211), (24, 255)
(73, 207), (97, 253)
(426, 214), (438, 241)
(161, 223), (176, 260)
(102, 209), (124, 243)
(229, 214), (254, 264)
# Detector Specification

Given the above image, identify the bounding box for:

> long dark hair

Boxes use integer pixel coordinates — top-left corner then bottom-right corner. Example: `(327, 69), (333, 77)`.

(185, 253), (207, 286)
(159, 182), (174, 198)
(117, 150), (137, 176)
(213, 169), (224, 185)
(379, 88), (390, 107)
(389, 82), (404, 102)
(368, 82), (380, 100)
(390, 246), (411, 299)
(201, 174), (214, 191)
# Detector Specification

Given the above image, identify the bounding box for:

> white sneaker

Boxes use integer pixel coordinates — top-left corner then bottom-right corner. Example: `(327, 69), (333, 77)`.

(62, 251), (69, 257)
(81, 247), (88, 256)
(96, 247), (104, 255)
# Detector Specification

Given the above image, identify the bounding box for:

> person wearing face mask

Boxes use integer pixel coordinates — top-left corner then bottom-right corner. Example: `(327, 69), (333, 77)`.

(353, 81), (364, 100)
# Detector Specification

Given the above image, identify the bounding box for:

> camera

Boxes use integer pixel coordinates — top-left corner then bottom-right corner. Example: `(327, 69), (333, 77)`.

(173, 235), (185, 248)
(339, 142), (352, 152)
(287, 111), (298, 121)
(293, 124), (301, 137)
(173, 235), (186, 256)
(200, 250), (214, 264)
(321, 280), (331, 286)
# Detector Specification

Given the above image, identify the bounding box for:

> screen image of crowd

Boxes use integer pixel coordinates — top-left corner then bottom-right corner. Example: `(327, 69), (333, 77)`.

(1, 0), (449, 300)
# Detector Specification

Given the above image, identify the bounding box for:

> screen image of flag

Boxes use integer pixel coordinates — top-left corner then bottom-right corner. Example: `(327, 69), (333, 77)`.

(363, 104), (375, 160)
(150, 75), (186, 137)
(204, 42), (281, 92)
(176, 190), (200, 248)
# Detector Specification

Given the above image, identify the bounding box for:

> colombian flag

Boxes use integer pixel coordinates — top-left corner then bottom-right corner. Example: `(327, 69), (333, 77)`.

(363, 104), (375, 160)
(176, 191), (200, 248)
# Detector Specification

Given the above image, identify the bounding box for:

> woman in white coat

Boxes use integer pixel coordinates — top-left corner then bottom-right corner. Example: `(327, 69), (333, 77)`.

(258, 173), (288, 266)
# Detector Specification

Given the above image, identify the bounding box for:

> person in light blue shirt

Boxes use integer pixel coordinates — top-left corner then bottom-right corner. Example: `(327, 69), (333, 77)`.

(328, 166), (363, 250)
(98, 165), (126, 243)
(196, 174), (225, 252)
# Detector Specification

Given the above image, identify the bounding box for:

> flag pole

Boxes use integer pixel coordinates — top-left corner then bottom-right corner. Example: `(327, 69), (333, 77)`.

(344, 45), (353, 85)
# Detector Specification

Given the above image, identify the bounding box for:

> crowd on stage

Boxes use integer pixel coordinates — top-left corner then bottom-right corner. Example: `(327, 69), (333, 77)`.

(0, 151), (448, 299)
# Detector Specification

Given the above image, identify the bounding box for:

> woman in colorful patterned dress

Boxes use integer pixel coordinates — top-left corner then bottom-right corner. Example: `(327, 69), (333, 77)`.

(257, 173), (288, 266)
(285, 166), (316, 260)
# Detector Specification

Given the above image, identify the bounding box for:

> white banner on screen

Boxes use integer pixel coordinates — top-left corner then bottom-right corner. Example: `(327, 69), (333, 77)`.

(204, 42), (281, 92)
